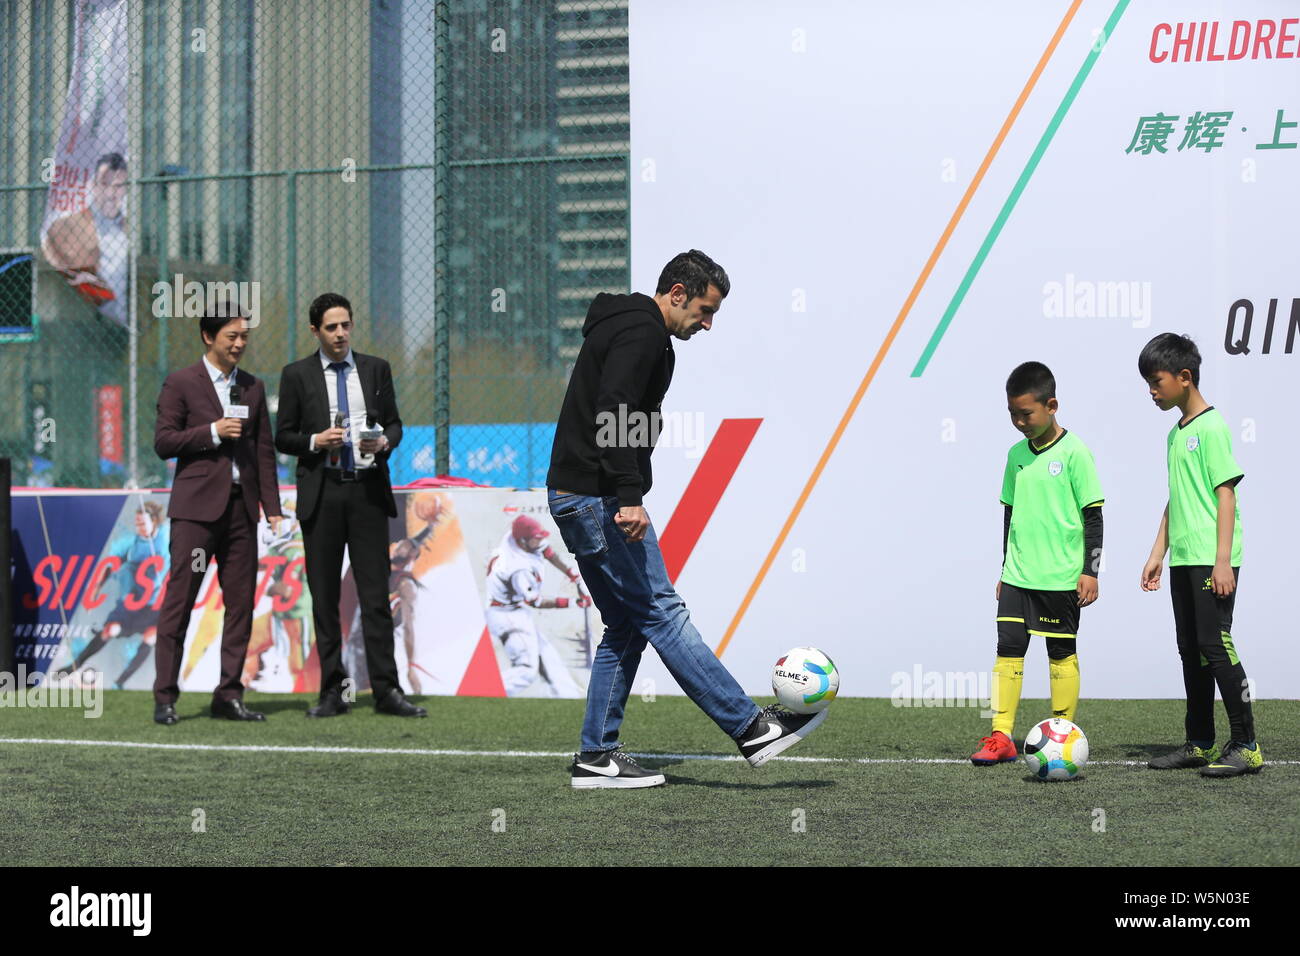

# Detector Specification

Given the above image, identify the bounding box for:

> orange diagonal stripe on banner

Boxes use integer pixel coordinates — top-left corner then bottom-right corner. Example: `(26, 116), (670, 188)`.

(715, 0), (1084, 658)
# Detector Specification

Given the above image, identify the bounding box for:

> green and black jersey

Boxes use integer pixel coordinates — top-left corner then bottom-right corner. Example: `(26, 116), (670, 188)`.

(1000, 430), (1104, 592)
(1166, 406), (1243, 567)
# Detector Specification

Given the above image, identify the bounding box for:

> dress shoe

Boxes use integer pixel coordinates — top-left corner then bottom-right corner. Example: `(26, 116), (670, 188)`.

(154, 702), (179, 726)
(211, 697), (266, 721)
(306, 691), (351, 718)
(375, 688), (427, 718)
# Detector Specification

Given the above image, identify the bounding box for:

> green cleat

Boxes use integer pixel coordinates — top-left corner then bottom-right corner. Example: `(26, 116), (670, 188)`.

(1148, 742), (1219, 769)
(1200, 742), (1263, 778)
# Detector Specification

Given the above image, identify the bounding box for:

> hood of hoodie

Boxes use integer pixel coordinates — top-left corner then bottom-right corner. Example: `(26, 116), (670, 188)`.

(582, 291), (666, 338)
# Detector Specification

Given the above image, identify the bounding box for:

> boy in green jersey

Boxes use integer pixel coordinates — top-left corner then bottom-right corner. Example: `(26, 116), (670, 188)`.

(1139, 333), (1261, 777)
(972, 362), (1104, 765)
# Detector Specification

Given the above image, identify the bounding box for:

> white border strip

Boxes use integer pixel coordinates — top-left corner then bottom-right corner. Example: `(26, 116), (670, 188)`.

(1, 738), (1296, 765)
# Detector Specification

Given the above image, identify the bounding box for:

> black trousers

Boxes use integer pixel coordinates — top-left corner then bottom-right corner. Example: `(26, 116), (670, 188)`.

(1169, 565), (1254, 745)
(302, 472), (400, 700)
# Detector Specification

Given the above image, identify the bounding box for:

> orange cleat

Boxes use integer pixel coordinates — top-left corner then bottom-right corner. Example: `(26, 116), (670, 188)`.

(971, 731), (1018, 765)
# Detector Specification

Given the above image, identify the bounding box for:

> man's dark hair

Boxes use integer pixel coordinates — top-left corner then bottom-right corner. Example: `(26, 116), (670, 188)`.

(1006, 361), (1056, 404)
(309, 292), (353, 328)
(655, 249), (730, 300)
(95, 152), (127, 174)
(1138, 332), (1200, 387)
(198, 295), (247, 343)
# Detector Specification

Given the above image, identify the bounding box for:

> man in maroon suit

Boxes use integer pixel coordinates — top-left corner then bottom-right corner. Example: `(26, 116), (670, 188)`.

(152, 308), (282, 724)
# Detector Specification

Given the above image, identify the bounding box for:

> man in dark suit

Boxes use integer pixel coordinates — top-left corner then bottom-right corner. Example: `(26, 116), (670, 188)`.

(153, 308), (282, 725)
(275, 292), (426, 718)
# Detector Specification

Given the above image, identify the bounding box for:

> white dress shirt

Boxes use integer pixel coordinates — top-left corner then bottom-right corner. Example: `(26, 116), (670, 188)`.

(309, 349), (377, 469)
(203, 355), (240, 485)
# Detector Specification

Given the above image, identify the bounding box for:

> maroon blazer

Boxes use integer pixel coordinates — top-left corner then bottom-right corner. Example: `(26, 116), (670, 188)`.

(154, 361), (282, 524)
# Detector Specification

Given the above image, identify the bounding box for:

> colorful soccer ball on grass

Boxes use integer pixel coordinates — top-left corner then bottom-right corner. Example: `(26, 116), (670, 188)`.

(771, 647), (839, 714)
(1022, 718), (1089, 780)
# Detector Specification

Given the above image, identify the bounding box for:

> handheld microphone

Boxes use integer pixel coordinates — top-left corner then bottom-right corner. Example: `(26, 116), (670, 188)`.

(331, 413), (345, 466)
(359, 414), (383, 464)
(225, 381), (249, 420)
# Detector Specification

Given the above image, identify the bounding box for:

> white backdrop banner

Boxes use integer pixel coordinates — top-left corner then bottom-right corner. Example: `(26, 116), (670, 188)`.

(629, 0), (1298, 699)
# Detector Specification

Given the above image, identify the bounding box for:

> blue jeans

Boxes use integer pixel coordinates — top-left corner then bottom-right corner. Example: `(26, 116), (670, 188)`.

(548, 489), (760, 753)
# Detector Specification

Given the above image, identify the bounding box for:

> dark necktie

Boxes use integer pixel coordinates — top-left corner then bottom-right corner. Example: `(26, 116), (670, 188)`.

(328, 362), (355, 471)
(223, 374), (239, 482)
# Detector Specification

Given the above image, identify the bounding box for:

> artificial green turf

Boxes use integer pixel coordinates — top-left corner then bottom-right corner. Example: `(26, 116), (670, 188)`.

(1, 693), (1295, 866)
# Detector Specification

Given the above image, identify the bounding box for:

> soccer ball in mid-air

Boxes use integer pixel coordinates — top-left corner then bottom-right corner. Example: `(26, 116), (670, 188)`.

(771, 647), (839, 714)
(1022, 718), (1089, 780)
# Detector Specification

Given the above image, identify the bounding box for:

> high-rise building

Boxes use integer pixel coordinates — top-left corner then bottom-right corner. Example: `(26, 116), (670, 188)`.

(444, 0), (630, 427)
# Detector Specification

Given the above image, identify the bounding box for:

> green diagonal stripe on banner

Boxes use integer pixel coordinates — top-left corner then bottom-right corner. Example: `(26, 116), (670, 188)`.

(911, 0), (1130, 378)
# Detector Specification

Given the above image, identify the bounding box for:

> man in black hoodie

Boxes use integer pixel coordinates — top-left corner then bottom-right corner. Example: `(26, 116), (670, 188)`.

(548, 250), (826, 788)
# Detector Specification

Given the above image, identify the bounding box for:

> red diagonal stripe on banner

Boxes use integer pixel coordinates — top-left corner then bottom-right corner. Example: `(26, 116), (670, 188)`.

(659, 418), (762, 582)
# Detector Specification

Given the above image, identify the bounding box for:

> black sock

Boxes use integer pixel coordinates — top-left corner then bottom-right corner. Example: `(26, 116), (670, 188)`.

(1181, 660), (1216, 743)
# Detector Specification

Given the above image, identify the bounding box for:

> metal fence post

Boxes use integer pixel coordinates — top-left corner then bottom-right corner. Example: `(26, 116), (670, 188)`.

(286, 170), (297, 365)
(156, 173), (170, 382)
(0, 457), (10, 679)
(433, 1), (450, 477)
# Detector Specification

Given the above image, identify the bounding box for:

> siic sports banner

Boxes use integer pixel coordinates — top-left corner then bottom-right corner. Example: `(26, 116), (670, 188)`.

(630, 0), (1298, 699)
(12, 489), (595, 698)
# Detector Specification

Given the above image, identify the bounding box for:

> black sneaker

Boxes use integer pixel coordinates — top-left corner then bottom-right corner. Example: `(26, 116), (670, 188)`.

(737, 704), (827, 767)
(1147, 742), (1219, 770)
(570, 750), (666, 789)
(1200, 742), (1263, 778)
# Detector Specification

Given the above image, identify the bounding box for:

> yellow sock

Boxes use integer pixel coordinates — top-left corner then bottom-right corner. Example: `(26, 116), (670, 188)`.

(991, 656), (1024, 736)
(1049, 653), (1080, 721)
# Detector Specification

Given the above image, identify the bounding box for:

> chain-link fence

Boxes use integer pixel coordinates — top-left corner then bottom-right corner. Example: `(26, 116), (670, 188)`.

(0, 0), (629, 490)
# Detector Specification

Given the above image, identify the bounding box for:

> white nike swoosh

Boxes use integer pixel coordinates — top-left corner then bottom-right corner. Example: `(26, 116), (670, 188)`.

(745, 724), (782, 747)
(576, 760), (621, 777)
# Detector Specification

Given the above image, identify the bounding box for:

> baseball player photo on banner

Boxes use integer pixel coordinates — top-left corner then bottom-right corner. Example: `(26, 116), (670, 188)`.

(455, 490), (596, 699)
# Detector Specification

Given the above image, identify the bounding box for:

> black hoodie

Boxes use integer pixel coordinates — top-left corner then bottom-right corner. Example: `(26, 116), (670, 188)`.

(547, 292), (675, 507)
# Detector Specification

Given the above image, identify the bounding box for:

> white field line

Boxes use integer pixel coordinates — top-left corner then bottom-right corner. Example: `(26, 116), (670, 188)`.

(0, 737), (1297, 766)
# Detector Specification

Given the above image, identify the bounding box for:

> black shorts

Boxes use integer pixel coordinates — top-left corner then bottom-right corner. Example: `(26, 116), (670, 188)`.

(997, 581), (1079, 639)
